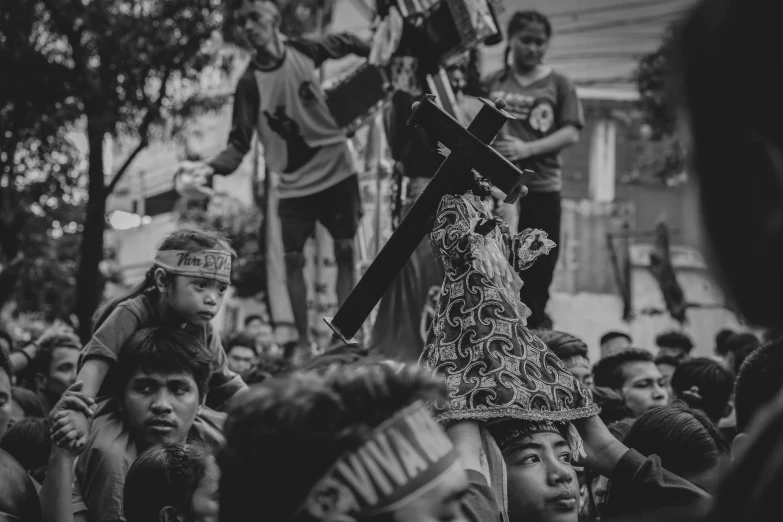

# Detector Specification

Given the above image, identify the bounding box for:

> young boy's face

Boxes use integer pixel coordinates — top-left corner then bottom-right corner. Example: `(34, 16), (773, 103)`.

(504, 431), (579, 522)
(122, 368), (202, 450)
(166, 275), (227, 326)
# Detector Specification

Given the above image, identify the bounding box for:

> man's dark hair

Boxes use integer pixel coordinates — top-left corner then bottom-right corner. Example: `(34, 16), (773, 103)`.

(724, 333), (760, 375)
(600, 331), (631, 347)
(227, 332), (257, 356)
(592, 386), (635, 425)
(671, 358), (735, 423)
(621, 402), (729, 483)
(219, 363), (446, 522)
(244, 354), (294, 385)
(592, 348), (654, 390)
(654, 354), (681, 369)
(715, 329), (736, 356)
(114, 328), (213, 401)
(31, 333), (81, 378)
(607, 418), (635, 442)
(535, 330), (588, 362)
(0, 418), (51, 483)
(735, 340), (783, 433)
(243, 314), (265, 327)
(655, 331), (694, 354)
(124, 442), (213, 522)
(10, 387), (46, 418)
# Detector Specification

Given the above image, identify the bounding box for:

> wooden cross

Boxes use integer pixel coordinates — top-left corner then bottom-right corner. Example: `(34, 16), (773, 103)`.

(325, 94), (528, 344)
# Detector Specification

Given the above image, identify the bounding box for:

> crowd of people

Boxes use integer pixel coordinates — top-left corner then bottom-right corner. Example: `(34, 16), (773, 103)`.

(0, 288), (776, 522)
(3, 0), (783, 521)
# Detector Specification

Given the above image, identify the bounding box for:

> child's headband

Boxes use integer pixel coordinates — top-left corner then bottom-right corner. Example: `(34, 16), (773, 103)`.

(296, 400), (460, 522)
(154, 250), (232, 284)
(493, 420), (566, 452)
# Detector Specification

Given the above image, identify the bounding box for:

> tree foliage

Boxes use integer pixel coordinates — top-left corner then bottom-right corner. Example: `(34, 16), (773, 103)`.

(1, 0), (231, 340)
(633, 25), (686, 182)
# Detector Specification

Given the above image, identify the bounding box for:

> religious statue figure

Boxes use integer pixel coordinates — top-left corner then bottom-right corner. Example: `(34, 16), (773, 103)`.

(420, 171), (599, 423)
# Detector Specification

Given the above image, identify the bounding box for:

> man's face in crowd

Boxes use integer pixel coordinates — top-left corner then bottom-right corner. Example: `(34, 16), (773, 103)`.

(563, 358), (592, 388)
(620, 361), (669, 417)
(235, 0), (280, 51)
(227, 345), (257, 376)
(38, 346), (79, 403)
(657, 346), (688, 362)
(122, 368), (202, 450)
(391, 461), (469, 522)
(0, 369), (11, 440)
(246, 319), (274, 346)
(656, 362), (676, 400)
(504, 431), (578, 522)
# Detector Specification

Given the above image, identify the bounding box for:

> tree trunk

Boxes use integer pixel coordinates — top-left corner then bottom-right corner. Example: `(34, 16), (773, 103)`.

(75, 115), (107, 342)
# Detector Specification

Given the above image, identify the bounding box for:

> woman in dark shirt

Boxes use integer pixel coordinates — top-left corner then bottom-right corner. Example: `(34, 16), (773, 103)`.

(485, 11), (584, 329)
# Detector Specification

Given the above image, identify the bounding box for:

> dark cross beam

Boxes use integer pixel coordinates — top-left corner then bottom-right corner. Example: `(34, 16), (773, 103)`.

(325, 95), (527, 344)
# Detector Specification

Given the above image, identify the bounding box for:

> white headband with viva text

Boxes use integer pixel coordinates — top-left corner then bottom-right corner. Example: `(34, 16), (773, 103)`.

(154, 250), (232, 284)
(297, 400), (461, 522)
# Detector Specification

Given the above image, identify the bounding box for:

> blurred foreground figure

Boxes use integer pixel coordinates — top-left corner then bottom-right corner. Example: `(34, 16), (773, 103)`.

(675, 0), (783, 520)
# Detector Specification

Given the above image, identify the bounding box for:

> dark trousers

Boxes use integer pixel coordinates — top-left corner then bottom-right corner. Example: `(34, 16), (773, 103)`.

(517, 191), (561, 329)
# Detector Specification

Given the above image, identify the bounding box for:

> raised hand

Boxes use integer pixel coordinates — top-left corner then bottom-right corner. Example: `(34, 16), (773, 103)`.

(49, 381), (96, 454)
(174, 160), (215, 201)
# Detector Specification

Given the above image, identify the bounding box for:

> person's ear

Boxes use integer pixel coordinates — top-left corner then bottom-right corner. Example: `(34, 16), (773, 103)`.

(154, 268), (169, 293)
(732, 432), (749, 461)
(159, 506), (185, 522)
(722, 402), (734, 420)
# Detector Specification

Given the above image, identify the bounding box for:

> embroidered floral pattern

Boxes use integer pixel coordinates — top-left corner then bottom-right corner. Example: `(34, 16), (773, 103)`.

(421, 194), (599, 423)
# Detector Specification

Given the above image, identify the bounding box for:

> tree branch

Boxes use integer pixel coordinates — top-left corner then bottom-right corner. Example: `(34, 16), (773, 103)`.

(104, 68), (172, 198)
(104, 140), (148, 196)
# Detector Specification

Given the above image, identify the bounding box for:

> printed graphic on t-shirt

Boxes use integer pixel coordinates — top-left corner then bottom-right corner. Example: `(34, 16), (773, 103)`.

(529, 102), (554, 133)
(491, 90), (555, 134)
(264, 105), (318, 173)
(298, 80), (317, 105)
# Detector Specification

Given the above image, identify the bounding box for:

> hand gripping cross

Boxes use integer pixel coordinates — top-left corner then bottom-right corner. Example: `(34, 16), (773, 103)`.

(325, 95), (528, 344)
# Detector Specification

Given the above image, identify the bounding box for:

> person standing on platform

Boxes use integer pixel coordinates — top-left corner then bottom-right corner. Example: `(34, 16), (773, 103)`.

(485, 11), (584, 330)
(180, 0), (370, 358)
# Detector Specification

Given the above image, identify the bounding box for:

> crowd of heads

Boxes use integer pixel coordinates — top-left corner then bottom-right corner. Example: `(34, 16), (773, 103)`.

(3, 1), (783, 522)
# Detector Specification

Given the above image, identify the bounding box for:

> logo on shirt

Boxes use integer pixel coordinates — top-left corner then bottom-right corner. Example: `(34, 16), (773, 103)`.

(264, 105), (318, 173)
(529, 102), (554, 133)
(298, 81), (317, 105)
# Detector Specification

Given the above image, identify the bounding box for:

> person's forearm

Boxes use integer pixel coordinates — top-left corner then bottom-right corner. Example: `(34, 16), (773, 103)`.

(41, 450), (76, 522)
(446, 421), (483, 472)
(526, 126), (580, 156)
(207, 143), (247, 176)
(76, 358), (111, 398)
